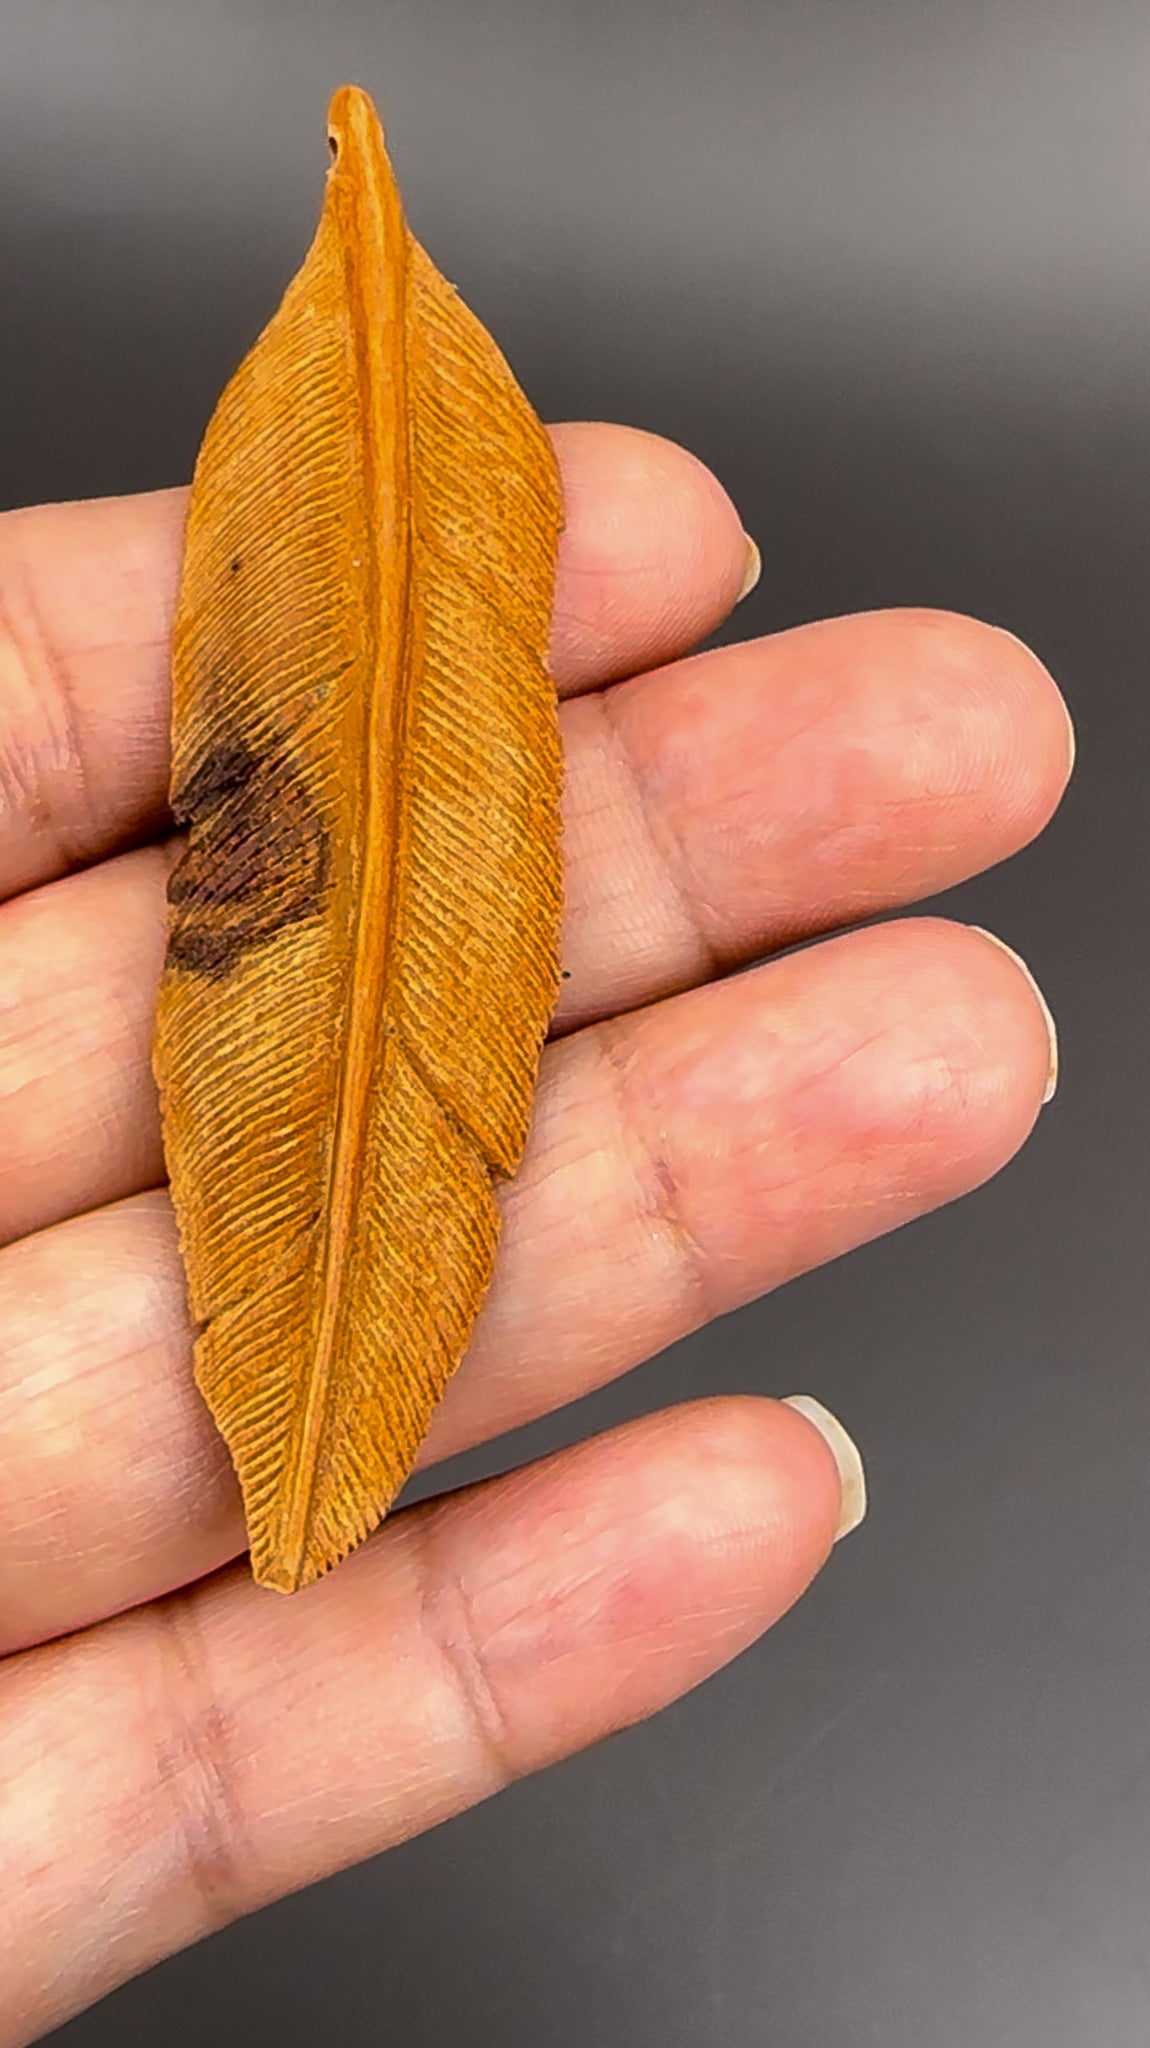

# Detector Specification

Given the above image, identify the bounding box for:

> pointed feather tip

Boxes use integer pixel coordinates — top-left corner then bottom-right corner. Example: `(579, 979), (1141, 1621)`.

(255, 1555), (316, 1597)
(253, 1540), (333, 1597)
(253, 1496), (387, 1594)
(255, 1532), (361, 1597)
(327, 82), (386, 163)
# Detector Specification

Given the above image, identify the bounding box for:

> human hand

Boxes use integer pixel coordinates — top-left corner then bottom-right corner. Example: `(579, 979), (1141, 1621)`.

(0, 421), (1069, 2044)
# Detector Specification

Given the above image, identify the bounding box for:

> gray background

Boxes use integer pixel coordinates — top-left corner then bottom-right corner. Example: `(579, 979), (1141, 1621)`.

(3, 0), (1145, 2042)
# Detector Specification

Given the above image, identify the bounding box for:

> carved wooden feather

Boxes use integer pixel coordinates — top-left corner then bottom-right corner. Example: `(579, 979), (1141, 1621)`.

(153, 84), (564, 1593)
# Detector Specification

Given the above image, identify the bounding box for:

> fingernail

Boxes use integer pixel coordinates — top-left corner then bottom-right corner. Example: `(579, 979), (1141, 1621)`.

(1063, 700), (1076, 775)
(782, 1395), (867, 1541)
(970, 927), (1059, 1104)
(737, 533), (761, 604)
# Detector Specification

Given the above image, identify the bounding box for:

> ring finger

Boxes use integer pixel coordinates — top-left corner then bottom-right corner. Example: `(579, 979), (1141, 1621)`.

(0, 606), (1070, 1248)
(0, 914), (1053, 1649)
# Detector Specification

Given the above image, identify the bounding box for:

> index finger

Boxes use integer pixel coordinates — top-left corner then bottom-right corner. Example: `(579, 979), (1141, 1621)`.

(0, 419), (752, 903)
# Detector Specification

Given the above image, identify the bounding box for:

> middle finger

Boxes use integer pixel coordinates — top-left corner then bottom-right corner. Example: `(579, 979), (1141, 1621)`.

(0, 606), (1068, 1246)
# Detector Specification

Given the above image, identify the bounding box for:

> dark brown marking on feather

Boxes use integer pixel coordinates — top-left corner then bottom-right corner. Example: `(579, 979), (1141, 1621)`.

(171, 738), (260, 825)
(167, 735), (329, 980)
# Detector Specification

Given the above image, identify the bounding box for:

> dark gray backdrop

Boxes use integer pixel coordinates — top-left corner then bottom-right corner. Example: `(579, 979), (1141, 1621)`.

(4, 1), (1145, 2042)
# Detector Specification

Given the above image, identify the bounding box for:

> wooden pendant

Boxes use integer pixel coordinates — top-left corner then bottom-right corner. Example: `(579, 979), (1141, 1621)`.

(153, 84), (564, 1592)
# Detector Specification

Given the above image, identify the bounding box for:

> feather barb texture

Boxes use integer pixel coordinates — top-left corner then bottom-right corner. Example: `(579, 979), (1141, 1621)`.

(153, 84), (564, 1593)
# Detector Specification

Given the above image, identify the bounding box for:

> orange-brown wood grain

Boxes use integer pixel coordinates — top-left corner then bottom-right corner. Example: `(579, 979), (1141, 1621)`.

(152, 85), (564, 1593)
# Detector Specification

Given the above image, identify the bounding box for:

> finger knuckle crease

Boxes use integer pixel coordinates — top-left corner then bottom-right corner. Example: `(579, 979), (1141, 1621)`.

(145, 1601), (251, 1935)
(597, 1025), (714, 1321)
(417, 1525), (520, 1791)
(598, 690), (722, 983)
(0, 553), (94, 853)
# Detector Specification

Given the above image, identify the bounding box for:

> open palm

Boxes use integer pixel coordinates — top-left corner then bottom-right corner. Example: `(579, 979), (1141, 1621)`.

(0, 420), (1068, 2045)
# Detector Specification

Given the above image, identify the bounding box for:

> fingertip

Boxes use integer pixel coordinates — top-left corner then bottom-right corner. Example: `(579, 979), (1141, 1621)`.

(547, 421), (750, 691)
(879, 917), (1057, 1173)
(980, 622), (1076, 859)
(490, 1395), (851, 1720)
(644, 1395), (847, 1616)
(754, 917), (1057, 1236)
(904, 610), (1075, 852)
(781, 1394), (868, 1542)
(985, 620), (1076, 787)
(966, 924), (1059, 1108)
